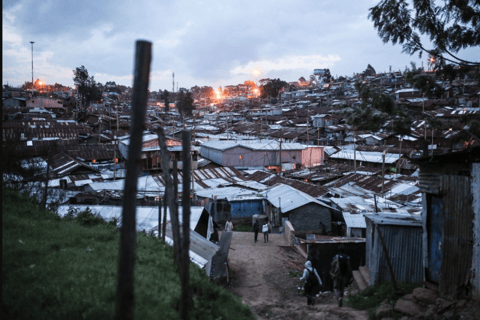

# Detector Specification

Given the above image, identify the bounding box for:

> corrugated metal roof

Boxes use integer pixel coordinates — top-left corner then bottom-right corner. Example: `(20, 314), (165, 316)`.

(56, 205), (207, 232)
(201, 140), (306, 152)
(365, 212), (421, 226)
(246, 170), (328, 197)
(329, 149), (400, 164)
(343, 211), (367, 228)
(195, 186), (261, 201)
(265, 183), (336, 213)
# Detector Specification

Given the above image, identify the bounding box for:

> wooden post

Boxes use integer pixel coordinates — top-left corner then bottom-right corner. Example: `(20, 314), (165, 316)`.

(162, 193), (167, 242)
(43, 151), (50, 209)
(114, 148), (117, 181)
(116, 40), (151, 320)
(157, 126), (182, 267)
(181, 130), (192, 320)
(158, 197), (162, 238)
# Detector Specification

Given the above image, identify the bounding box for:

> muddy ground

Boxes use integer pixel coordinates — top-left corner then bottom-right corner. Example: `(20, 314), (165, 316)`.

(223, 231), (368, 320)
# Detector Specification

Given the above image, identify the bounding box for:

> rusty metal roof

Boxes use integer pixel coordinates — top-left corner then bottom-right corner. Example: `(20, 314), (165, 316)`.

(50, 152), (99, 177)
(246, 170), (328, 197)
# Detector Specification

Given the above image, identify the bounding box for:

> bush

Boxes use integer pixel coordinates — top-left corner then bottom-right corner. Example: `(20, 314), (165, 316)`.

(64, 206), (108, 227)
(346, 282), (421, 318)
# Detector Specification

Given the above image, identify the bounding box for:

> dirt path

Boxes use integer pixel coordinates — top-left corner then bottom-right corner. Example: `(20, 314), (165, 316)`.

(224, 231), (369, 320)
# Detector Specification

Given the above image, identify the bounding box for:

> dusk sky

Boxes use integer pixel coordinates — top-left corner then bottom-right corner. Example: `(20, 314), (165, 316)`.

(3, 0), (477, 91)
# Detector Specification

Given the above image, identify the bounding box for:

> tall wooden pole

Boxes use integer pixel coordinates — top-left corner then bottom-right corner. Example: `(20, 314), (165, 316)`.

(116, 40), (151, 320)
(181, 130), (192, 320)
(43, 151), (50, 209)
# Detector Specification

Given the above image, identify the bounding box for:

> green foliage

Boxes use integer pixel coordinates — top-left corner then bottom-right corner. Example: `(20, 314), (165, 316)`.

(160, 89), (170, 112)
(371, 93), (394, 114)
(405, 69), (445, 98)
(2, 187), (254, 320)
(73, 66), (103, 107)
(348, 106), (387, 132)
(345, 282), (421, 312)
(234, 224), (254, 232)
(260, 78), (288, 99)
(176, 90), (195, 118)
(392, 116), (412, 136)
(369, 0), (480, 66)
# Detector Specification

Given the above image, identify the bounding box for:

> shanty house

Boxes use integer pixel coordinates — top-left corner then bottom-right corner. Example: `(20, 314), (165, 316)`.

(264, 184), (335, 235)
(365, 213), (423, 285)
(200, 140), (323, 170)
(118, 133), (199, 172)
(414, 146), (480, 301)
(195, 186), (265, 223)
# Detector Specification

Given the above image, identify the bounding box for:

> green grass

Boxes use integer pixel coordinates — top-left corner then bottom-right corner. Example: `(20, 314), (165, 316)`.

(345, 281), (421, 319)
(233, 224), (253, 232)
(2, 187), (254, 320)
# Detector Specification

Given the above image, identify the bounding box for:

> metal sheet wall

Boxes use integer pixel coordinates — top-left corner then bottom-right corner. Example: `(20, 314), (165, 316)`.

(230, 200), (263, 219)
(471, 163), (480, 301)
(371, 224), (423, 284)
(440, 175), (473, 299)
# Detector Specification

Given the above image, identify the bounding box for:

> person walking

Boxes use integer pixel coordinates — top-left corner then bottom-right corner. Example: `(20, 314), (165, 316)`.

(253, 219), (259, 243)
(224, 219), (233, 232)
(262, 221), (269, 242)
(299, 260), (322, 306)
(330, 245), (352, 307)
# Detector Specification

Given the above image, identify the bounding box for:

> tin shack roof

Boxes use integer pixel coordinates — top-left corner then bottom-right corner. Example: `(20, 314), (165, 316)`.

(265, 183), (336, 213)
(365, 212), (422, 227)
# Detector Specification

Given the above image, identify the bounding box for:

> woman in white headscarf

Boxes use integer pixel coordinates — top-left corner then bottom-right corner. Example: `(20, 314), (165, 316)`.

(299, 260), (322, 305)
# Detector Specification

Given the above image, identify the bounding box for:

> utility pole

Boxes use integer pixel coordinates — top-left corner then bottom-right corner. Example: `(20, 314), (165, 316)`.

(306, 117), (309, 144)
(398, 138), (402, 174)
(317, 127), (320, 146)
(431, 128), (434, 156)
(382, 141), (386, 198)
(114, 148), (117, 180)
(43, 151), (50, 209)
(278, 138), (282, 175)
(172, 72), (175, 93)
(353, 137), (356, 173)
(30, 41), (35, 93)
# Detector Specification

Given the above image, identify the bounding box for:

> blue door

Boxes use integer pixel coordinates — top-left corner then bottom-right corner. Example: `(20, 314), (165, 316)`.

(427, 195), (443, 283)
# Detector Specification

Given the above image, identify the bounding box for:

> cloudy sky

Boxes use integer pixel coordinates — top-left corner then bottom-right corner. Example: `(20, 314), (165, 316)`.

(3, 0), (476, 91)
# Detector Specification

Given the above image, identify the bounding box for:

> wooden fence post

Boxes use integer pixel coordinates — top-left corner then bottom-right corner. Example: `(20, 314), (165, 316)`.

(116, 40), (151, 320)
(181, 130), (192, 320)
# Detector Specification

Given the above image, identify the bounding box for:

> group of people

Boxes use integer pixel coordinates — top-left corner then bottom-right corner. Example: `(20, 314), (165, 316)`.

(224, 218), (271, 244)
(300, 245), (352, 307)
(252, 219), (270, 243)
(225, 218), (352, 307)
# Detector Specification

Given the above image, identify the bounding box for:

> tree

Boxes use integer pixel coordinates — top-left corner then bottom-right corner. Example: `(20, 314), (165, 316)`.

(260, 78), (288, 99)
(176, 90), (194, 118)
(405, 68), (445, 98)
(160, 89), (170, 112)
(369, 0), (480, 66)
(371, 93), (394, 114)
(73, 66), (102, 107)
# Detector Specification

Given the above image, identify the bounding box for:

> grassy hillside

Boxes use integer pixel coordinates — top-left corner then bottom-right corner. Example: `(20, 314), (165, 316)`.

(2, 187), (254, 320)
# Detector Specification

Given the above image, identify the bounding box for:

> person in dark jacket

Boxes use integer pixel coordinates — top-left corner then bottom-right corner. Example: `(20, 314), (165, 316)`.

(253, 219), (259, 243)
(330, 245), (352, 307)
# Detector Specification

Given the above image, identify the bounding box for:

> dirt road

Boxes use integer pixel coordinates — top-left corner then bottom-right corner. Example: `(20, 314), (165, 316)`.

(225, 231), (368, 320)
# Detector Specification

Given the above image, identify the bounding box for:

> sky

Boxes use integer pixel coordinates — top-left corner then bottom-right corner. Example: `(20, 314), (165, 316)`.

(3, 0), (478, 92)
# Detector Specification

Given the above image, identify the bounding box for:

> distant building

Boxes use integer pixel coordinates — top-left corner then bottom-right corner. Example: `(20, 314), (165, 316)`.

(200, 140), (324, 171)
